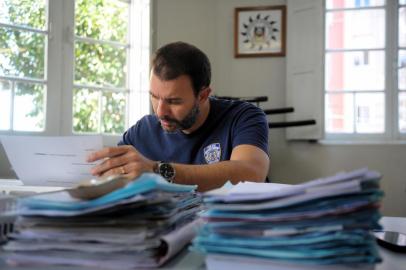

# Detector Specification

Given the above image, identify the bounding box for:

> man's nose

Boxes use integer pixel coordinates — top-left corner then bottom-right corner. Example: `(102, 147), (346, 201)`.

(156, 100), (169, 117)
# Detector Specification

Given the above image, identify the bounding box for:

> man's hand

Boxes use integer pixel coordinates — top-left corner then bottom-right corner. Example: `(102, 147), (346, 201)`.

(86, 145), (155, 180)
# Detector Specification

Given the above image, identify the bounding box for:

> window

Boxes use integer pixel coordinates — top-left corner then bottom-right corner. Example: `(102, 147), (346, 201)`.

(0, 0), (47, 132)
(324, 0), (405, 141)
(73, 0), (130, 134)
(0, 0), (150, 139)
(399, 0), (406, 133)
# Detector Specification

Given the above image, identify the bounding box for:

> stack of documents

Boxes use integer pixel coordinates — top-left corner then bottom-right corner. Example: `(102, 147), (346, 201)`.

(192, 168), (383, 270)
(3, 173), (202, 269)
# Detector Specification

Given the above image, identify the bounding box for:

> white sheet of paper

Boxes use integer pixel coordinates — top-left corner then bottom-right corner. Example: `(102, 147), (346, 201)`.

(205, 182), (299, 203)
(230, 182), (291, 194)
(0, 135), (103, 187)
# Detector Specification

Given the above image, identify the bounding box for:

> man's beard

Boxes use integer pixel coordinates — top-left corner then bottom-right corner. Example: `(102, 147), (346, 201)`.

(159, 104), (200, 133)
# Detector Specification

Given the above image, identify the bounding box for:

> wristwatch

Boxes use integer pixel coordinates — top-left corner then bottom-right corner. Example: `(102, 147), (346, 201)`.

(154, 161), (175, 183)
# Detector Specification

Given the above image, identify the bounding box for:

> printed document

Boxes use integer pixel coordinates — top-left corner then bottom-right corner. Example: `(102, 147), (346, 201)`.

(0, 135), (103, 187)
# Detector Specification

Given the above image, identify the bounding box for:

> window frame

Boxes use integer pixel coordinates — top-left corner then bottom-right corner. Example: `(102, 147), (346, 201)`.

(0, 1), (52, 135)
(397, 2), (406, 141)
(323, 1), (405, 143)
(0, 0), (151, 146)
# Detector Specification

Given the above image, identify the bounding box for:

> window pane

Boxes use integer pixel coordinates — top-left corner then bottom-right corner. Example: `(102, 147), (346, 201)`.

(400, 92), (406, 133)
(355, 92), (384, 133)
(401, 0), (406, 5)
(74, 42), (127, 88)
(399, 50), (406, 90)
(326, 0), (385, 9)
(325, 93), (354, 133)
(0, 80), (11, 130)
(326, 51), (385, 91)
(0, 28), (45, 79)
(326, 9), (385, 50)
(75, 0), (128, 43)
(101, 91), (126, 134)
(73, 88), (100, 133)
(0, 0), (46, 30)
(13, 82), (45, 131)
(400, 7), (406, 47)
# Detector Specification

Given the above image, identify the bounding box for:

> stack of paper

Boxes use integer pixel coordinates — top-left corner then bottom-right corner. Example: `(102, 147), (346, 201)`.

(192, 168), (383, 270)
(3, 173), (202, 269)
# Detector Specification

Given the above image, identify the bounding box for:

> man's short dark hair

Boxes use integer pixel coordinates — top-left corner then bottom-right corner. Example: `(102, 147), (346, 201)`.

(152, 41), (211, 96)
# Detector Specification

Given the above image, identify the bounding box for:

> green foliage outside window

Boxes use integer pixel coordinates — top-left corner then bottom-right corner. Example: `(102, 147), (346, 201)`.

(74, 0), (128, 134)
(0, 0), (128, 134)
(0, 0), (45, 127)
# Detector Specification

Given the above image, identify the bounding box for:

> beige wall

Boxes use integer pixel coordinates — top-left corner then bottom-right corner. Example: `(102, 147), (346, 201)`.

(154, 0), (406, 216)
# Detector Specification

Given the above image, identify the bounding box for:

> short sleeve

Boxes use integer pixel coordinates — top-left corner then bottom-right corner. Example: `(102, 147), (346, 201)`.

(117, 120), (141, 146)
(231, 104), (269, 156)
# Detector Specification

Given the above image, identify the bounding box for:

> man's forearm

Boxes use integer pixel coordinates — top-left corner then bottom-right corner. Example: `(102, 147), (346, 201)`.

(172, 160), (269, 192)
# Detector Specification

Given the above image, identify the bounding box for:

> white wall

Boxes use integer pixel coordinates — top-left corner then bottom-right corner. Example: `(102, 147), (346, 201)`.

(154, 0), (286, 116)
(154, 0), (406, 216)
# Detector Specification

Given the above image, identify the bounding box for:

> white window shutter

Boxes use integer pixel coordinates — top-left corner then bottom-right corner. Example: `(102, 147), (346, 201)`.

(286, 0), (323, 140)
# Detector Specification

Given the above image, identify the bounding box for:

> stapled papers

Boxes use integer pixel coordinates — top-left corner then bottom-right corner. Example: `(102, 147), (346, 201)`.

(192, 168), (383, 269)
(3, 173), (203, 268)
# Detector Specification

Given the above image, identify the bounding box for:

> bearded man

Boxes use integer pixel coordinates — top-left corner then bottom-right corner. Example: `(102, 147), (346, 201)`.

(87, 42), (269, 191)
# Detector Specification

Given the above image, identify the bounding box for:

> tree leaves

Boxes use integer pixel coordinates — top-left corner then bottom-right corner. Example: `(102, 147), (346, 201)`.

(1, 0), (128, 134)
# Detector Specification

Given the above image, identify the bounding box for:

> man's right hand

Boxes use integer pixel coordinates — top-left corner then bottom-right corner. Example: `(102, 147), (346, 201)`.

(86, 145), (156, 181)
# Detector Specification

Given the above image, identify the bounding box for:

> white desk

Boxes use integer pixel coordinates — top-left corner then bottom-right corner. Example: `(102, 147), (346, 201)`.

(376, 217), (406, 270)
(0, 179), (64, 196)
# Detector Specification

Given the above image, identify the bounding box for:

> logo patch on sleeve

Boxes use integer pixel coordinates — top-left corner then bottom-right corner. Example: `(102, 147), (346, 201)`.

(203, 143), (221, 164)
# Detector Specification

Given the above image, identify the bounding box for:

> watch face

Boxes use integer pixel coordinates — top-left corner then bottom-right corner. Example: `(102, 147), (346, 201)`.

(159, 162), (175, 181)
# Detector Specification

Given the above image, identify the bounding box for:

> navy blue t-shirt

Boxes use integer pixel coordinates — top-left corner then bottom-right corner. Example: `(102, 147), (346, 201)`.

(118, 97), (268, 164)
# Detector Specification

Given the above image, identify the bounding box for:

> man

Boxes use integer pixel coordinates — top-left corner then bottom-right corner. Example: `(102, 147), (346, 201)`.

(87, 41), (269, 191)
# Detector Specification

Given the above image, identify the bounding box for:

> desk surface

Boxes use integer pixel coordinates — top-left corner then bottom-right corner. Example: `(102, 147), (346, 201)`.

(0, 217), (405, 270)
(375, 217), (406, 270)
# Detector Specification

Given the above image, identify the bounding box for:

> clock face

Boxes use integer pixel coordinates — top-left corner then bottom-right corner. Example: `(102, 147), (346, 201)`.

(160, 163), (175, 180)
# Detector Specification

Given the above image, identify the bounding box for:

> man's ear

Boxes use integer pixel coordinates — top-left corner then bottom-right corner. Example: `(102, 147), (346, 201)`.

(199, 87), (211, 102)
